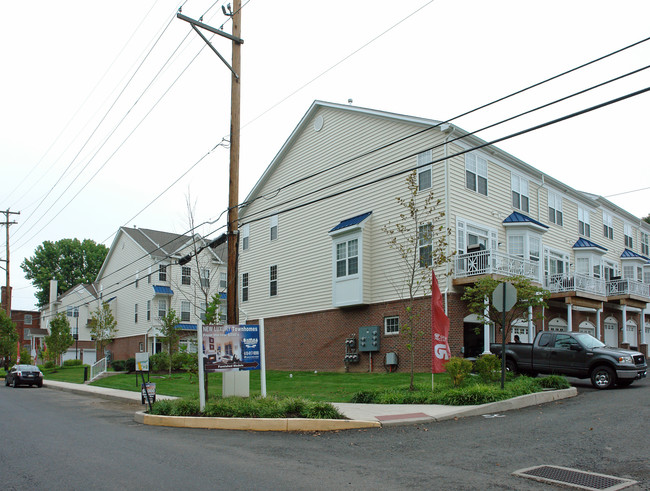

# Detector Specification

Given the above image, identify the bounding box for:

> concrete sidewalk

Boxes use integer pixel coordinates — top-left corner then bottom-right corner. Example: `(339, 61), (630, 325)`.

(43, 380), (577, 430)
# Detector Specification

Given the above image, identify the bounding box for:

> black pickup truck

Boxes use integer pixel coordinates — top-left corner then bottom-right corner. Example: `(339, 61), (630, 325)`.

(491, 331), (647, 389)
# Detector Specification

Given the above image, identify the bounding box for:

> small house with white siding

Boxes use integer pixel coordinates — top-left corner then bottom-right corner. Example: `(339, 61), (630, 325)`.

(90, 227), (227, 361)
(237, 100), (650, 372)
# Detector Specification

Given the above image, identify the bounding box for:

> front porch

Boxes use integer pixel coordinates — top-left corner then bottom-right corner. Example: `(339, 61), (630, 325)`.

(453, 250), (541, 285)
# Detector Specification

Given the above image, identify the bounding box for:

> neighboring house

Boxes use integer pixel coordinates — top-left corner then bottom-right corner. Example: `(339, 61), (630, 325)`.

(92, 227), (227, 361)
(237, 100), (650, 372)
(11, 309), (45, 362)
(41, 282), (98, 365)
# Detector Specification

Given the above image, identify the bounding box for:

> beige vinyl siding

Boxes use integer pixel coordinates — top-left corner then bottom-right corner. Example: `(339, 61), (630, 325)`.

(239, 107), (451, 318)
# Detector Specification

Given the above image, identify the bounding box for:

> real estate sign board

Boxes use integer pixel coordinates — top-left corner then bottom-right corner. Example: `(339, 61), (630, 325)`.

(202, 324), (260, 372)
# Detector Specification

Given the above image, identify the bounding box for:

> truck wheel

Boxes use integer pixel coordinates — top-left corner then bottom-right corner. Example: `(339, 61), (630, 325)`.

(505, 359), (518, 374)
(591, 366), (615, 389)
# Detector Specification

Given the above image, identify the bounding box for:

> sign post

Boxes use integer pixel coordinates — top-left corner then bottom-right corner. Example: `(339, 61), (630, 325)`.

(492, 282), (517, 389)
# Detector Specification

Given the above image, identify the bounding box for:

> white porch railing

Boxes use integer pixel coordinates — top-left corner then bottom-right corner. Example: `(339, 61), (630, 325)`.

(454, 250), (540, 282)
(606, 278), (650, 299)
(90, 357), (107, 381)
(544, 272), (606, 296)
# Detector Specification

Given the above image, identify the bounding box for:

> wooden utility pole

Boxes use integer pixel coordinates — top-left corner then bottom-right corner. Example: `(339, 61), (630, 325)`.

(227, 0), (242, 325)
(1, 209), (19, 317)
(177, 3), (243, 326)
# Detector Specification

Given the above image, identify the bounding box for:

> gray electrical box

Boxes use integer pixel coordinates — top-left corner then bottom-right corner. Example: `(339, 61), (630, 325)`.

(358, 326), (380, 352)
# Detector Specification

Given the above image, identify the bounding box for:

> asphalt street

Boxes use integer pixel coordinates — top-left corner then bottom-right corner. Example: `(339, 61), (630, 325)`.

(1, 377), (648, 490)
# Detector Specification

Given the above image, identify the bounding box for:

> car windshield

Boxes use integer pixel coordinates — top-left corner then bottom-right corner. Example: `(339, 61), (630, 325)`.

(17, 365), (40, 371)
(573, 333), (605, 349)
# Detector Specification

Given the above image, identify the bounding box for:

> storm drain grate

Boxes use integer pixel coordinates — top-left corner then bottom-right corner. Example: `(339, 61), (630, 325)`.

(513, 465), (638, 490)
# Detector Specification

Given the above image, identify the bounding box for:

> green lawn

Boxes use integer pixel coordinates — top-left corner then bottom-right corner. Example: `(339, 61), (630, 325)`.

(41, 365), (88, 383)
(87, 370), (445, 402)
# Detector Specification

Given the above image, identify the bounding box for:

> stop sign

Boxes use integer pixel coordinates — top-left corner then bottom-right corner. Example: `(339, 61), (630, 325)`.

(492, 282), (517, 312)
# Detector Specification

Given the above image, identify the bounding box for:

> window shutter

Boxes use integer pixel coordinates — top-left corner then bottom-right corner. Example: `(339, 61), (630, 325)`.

(457, 219), (465, 253)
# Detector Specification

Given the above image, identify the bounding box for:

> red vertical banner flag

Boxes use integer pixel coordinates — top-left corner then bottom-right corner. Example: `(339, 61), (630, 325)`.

(431, 270), (451, 373)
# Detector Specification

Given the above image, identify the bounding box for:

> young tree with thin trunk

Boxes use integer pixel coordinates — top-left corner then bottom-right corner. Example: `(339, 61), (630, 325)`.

(159, 309), (181, 376)
(44, 313), (74, 365)
(88, 301), (118, 359)
(383, 170), (453, 390)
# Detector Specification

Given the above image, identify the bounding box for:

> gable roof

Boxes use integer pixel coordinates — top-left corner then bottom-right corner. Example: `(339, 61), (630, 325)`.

(122, 227), (194, 257)
(240, 101), (650, 229)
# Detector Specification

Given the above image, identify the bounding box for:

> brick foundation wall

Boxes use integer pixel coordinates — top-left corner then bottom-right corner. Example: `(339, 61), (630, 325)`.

(250, 294), (467, 373)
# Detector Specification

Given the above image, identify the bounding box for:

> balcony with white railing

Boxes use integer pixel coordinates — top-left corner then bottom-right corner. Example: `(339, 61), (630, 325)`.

(544, 272), (606, 298)
(454, 250), (541, 283)
(606, 277), (650, 300)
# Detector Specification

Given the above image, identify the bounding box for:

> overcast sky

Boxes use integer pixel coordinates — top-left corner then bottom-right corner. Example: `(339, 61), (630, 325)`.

(2, 0), (649, 310)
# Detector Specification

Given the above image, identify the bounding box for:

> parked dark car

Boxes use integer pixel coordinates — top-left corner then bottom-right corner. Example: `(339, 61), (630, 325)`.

(5, 364), (44, 388)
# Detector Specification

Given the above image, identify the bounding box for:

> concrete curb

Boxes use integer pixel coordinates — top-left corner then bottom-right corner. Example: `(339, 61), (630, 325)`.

(134, 411), (381, 432)
(429, 387), (578, 421)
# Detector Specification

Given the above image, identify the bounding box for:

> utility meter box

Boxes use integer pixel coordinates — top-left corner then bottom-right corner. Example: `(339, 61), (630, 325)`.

(358, 326), (380, 352)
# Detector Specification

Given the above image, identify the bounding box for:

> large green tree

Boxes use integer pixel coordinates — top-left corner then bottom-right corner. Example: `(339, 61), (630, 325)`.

(21, 238), (108, 306)
(643, 214), (650, 225)
(0, 309), (19, 370)
(44, 313), (74, 364)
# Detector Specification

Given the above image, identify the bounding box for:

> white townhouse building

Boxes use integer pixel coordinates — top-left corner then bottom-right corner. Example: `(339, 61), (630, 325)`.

(40, 281), (99, 365)
(236, 101), (650, 372)
(86, 227), (226, 361)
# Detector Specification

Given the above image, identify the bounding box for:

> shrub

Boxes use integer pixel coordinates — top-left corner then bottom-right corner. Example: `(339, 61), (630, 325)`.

(440, 385), (504, 405)
(445, 357), (474, 387)
(19, 348), (32, 365)
(150, 399), (175, 415)
(474, 354), (501, 383)
(350, 390), (379, 403)
(125, 358), (136, 373)
(303, 401), (343, 419)
(170, 399), (200, 416)
(44, 361), (55, 369)
(111, 360), (126, 371)
(63, 359), (82, 367)
(537, 375), (570, 389)
(150, 352), (169, 372)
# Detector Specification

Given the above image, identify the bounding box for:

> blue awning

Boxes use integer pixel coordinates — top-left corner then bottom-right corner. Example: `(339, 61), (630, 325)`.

(573, 238), (607, 251)
(175, 324), (197, 331)
(621, 248), (649, 261)
(329, 211), (372, 233)
(502, 211), (549, 229)
(153, 285), (174, 295)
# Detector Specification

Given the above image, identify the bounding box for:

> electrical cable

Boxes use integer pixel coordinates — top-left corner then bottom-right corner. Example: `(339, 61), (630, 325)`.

(239, 35), (650, 209)
(240, 68), (650, 224)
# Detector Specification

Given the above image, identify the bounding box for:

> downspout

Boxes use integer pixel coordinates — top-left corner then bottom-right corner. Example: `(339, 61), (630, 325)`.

(443, 125), (455, 291)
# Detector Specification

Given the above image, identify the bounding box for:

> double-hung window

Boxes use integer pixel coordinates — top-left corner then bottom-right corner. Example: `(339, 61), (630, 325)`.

(465, 153), (488, 196)
(548, 192), (563, 226)
(417, 150), (432, 191)
(270, 215), (278, 241)
(418, 224), (433, 267)
(511, 175), (529, 213)
(158, 299), (167, 319)
(200, 268), (210, 288)
(241, 273), (249, 302)
(134, 304), (138, 323)
(603, 212), (613, 240)
(181, 266), (191, 285)
(199, 302), (207, 322)
(578, 207), (591, 237)
(147, 300), (151, 321)
(641, 231), (649, 256)
(624, 224), (634, 249)
(180, 301), (191, 322)
(241, 224), (250, 251)
(336, 239), (359, 277)
(220, 272), (227, 290)
(269, 265), (278, 296)
(159, 264), (168, 282)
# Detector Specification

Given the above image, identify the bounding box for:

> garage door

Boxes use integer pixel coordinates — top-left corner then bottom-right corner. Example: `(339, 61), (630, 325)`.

(83, 349), (96, 365)
(626, 322), (638, 348)
(61, 349), (77, 363)
(604, 322), (618, 347)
